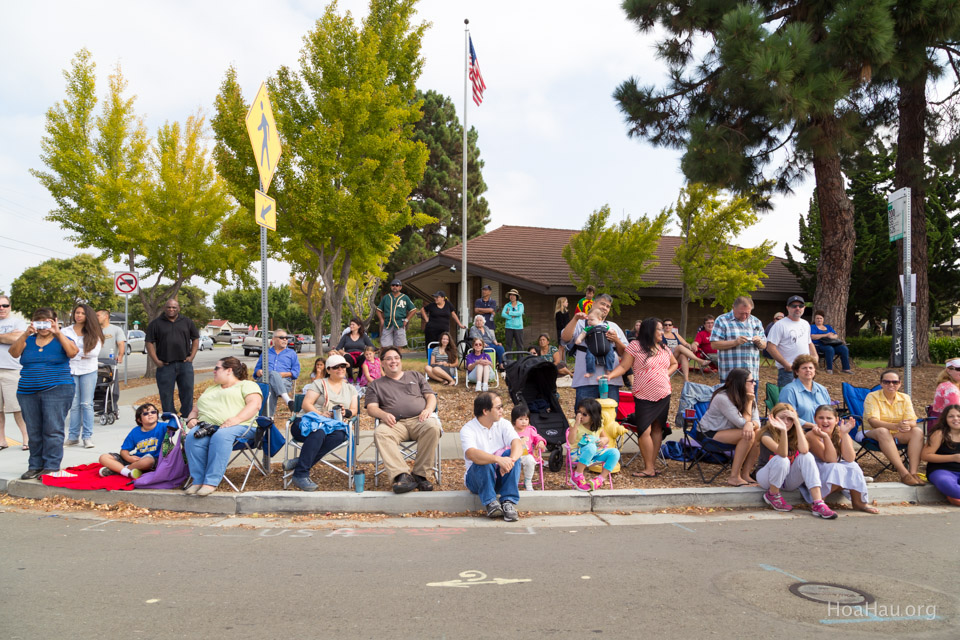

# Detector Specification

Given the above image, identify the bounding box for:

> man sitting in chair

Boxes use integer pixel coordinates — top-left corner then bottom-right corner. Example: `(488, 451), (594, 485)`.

(862, 369), (926, 487)
(253, 329), (300, 415)
(461, 391), (522, 521)
(367, 347), (441, 494)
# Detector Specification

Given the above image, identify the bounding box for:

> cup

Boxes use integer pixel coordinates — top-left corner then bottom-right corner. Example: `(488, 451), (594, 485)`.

(333, 406), (343, 422)
(354, 471), (365, 493)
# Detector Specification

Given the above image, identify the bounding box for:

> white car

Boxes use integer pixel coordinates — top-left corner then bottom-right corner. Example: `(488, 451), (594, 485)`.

(198, 335), (214, 351)
(126, 330), (146, 354)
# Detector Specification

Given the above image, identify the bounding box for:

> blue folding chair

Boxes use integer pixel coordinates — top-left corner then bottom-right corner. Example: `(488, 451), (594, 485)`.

(222, 416), (286, 492)
(680, 400), (738, 483)
(282, 393), (358, 489)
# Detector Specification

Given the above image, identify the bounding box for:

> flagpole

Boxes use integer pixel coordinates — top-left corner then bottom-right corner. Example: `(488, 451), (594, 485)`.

(460, 19), (470, 342)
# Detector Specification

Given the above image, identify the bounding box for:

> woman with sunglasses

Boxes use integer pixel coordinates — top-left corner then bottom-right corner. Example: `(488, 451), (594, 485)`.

(183, 357), (263, 496)
(932, 358), (960, 415)
(660, 318), (709, 381)
(862, 369), (925, 486)
(9, 307), (79, 478)
(285, 353), (358, 491)
(697, 367), (761, 487)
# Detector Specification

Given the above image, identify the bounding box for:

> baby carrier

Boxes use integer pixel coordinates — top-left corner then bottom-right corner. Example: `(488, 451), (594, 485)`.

(578, 323), (612, 359)
(505, 355), (568, 471)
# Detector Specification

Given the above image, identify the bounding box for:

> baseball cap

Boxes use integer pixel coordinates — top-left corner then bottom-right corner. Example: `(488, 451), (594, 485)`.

(325, 354), (348, 368)
(390, 279), (402, 286)
(787, 295), (805, 305)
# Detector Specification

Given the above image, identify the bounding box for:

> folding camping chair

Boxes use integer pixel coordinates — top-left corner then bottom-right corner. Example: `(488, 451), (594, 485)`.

(372, 415), (443, 487)
(563, 428), (614, 490)
(427, 341), (459, 387)
(691, 349), (719, 379)
(465, 347), (499, 390)
(222, 416), (285, 492)
(680, 400), (738, 484)
(841, 382), (910, 478)
(282, 393), (359, 489)
(764, 383), (780, 417)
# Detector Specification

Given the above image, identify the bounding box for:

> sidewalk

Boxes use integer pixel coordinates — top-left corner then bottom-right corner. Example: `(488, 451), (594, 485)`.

(0, 376), (949, 516)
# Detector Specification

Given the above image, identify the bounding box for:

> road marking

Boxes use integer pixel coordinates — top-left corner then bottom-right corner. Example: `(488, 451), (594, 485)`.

(427, 570), (531, 588)
(671, 522), (695, 533)
(145, 599), (160, 604)
(505, 526), (537, 535)
(759, 564), (806, 582)
(80, 520), (109, 532)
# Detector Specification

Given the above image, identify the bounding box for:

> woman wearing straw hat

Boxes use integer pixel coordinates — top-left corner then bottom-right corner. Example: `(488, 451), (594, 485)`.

(501, 289), (525, 352)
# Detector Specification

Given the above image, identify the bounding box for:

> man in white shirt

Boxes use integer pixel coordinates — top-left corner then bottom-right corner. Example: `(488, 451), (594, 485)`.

(460, 391), (522, 521)
(765, 295), (818, 388)
(0, 295), (28, 449)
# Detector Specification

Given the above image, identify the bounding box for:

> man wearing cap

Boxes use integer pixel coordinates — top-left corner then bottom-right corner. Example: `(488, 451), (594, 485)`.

(710, 295), (767, 382)
(253, 329), (301, 415)
(367, 347), (441, 493)
(377, 279), (417, 349)
(501, 289), (525, 352)
(473, 284), (498, 332)
(765, 296), (818, 388)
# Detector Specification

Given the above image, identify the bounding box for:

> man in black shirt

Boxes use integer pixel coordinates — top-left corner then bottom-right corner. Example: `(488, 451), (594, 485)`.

(146, 298), (199, 417)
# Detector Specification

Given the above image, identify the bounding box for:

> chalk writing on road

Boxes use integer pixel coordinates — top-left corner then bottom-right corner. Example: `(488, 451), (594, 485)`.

(427, 570), (531, 588)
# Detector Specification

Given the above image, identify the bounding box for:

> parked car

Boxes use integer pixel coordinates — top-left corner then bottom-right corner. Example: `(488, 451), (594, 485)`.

(213, 331), (235, 344)
(125, 330), (146, 355)
(198, 335), (214, 351)
(231, 334), (244, 346)
(288, 335), (304, 353)
(242, 331), (271, 357)
(296, 334), (314, 344)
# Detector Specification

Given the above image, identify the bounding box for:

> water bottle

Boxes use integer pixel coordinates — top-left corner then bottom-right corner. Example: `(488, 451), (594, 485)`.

(354, 471), (365, 493)
(333, 406), (343, 423)
(598, 375), (609, 399)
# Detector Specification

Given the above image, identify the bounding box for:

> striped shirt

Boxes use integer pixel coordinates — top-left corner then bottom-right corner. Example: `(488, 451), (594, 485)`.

(710, 310), (765, 380)
(625, 341), (672, 401)
(17, 335), (75, 394)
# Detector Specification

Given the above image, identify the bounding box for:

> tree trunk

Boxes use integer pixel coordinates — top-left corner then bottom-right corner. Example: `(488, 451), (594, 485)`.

(811, 129), (856, 341)
(679, 284), (691, 338)
(894, 73), (929, 363)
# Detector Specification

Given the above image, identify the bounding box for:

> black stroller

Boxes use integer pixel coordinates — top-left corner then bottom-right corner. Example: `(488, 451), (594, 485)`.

(505, 355), (568, 472)
(94, 361), (119, 425)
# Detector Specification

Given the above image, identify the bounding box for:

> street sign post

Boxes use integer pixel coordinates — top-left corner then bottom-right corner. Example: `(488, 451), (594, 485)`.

(114, 272), (139, 385)
(255, 190), (276, 231)
(888, 187), (912, 394)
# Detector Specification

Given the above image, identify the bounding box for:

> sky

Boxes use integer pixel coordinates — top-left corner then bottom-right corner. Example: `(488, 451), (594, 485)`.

(0, 0), (815, 301)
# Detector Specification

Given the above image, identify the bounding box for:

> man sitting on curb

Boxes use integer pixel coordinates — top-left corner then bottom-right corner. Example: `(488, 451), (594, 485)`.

(460, 391), (522, 522)
(367, 347), (441, 494)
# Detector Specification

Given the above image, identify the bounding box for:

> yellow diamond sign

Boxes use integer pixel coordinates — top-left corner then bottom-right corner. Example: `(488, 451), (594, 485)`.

(245, 82), (282, 192)
(255, 189), (276, 231)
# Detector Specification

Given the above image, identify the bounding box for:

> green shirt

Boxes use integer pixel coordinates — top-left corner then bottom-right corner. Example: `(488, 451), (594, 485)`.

(378, 293), (415, 329)
(197, 379), (262, 427)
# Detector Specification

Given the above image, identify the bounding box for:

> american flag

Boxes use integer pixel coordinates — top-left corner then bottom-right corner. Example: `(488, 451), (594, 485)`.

(469, 37), (485, 106)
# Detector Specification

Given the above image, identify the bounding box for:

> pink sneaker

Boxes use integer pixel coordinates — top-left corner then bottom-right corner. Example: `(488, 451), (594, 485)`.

(591, 476), (605, 490)
(810, 500), (838, 519)
(570, 473), (592, 492)
(763, 491), (793, 512)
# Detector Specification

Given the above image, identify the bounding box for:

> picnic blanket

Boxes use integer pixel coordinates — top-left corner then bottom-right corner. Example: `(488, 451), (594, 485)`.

(41, 463), (134, 491)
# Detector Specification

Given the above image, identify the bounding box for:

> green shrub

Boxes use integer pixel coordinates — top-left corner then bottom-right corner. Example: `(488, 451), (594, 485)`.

(929, 337), (960, 363)
(847, 336), (892, 359)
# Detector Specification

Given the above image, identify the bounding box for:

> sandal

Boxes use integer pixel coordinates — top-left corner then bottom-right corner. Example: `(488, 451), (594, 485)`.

(632, 471), (659, 478)
(22, 444), (29, 451)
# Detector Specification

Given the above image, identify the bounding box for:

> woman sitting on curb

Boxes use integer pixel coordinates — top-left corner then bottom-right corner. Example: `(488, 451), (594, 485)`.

(806, 404), (878, 514)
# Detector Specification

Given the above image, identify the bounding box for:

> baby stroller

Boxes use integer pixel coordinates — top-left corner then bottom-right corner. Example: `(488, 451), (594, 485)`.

(505, 354), (568, 472)
(94, 361), (119, 425)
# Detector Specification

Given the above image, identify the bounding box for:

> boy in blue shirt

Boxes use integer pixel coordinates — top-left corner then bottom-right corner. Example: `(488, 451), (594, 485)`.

(98, 403), (167, 478)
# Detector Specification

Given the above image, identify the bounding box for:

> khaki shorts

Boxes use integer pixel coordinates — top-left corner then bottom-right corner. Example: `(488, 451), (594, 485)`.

(381, 326), (407, 348)
(0, 368), (20, 413)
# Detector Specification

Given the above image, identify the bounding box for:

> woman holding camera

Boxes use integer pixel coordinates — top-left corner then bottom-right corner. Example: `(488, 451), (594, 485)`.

(285, 353), (359, 491)
(10, 308), (79, 478)
(183, 356), (262, 496)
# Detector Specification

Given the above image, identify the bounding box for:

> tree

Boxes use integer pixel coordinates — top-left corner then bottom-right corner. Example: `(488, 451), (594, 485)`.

(669, 183), (774, 335)
(784, 136), (960, 333)
(562, 205), (669, 313)
(31, 50), (250, 375)
(213, 285), (312, 333)
(385, 89), (491, 276)
(125, 284), (213, 327)
(615, 0), (898, 339)
(10, 254), (119, 320)
(212, 0), (430, 342)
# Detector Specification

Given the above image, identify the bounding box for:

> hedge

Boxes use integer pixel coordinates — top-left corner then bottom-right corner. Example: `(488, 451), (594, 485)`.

(845, 336), (960, 362)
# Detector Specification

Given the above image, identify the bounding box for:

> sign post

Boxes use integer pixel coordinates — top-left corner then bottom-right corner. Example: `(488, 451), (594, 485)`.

(888, 187), (912, 394)
(114, 271), (139, 385)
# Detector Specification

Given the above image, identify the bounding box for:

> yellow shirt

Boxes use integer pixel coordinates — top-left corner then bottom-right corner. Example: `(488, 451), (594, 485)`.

(862, 390), (917, 434)
(197, 380), (262, 427)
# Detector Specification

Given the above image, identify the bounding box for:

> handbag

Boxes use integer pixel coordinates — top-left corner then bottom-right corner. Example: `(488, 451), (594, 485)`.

(818, 336), (844, 346)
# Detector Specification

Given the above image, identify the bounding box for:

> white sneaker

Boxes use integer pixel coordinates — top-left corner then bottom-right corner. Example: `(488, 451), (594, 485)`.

(482, 382), (489, 392)
(525, 482), (534, 491)
(83, 439), (95, 448)
(64, 439), (79, 447)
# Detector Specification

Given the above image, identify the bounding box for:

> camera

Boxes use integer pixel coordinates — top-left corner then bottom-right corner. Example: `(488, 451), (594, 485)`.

(192, 421), (220, 439)
(33, 321), (52, 330)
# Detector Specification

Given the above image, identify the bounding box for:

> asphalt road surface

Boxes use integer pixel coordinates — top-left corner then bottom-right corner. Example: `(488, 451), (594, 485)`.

(116, 344), (315, 380)
(1, 507), (957, 639)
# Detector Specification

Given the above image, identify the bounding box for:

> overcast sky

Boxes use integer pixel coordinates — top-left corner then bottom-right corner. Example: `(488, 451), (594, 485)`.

(0, 0), (814, 302)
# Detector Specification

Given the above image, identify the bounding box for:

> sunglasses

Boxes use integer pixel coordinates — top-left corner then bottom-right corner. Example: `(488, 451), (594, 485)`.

(141, 410), (159, 415)
(213, 365), (224, 371)
(275, 336), (288, 340)
(330, 363), (348, 370)
(663, 323), (673, 327)
(948, 367), (960, 372)
(789, 304), (804, 309)
(881, 379), (900, 385)
(0, 304), (10, 308)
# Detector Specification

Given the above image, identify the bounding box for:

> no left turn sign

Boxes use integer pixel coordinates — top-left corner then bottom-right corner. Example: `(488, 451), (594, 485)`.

(114, 272), (139, 295)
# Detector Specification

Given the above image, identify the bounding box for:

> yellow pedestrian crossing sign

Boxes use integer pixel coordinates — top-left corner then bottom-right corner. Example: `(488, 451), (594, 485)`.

(245, 83), (282, 192)
(255, 189), (277, 231)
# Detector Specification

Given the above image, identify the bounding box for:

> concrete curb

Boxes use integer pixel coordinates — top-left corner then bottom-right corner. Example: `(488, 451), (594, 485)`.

(2, 479), (947, 516)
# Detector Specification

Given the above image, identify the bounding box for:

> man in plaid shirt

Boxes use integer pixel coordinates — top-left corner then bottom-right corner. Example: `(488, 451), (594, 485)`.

(710, 296), (767, 381)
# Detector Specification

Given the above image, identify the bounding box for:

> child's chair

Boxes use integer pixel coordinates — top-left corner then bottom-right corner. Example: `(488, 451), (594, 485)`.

(563, 427), (614, 490)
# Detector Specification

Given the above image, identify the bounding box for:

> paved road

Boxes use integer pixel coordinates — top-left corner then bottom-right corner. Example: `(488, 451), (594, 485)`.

(116, 344), (315, 380)
(1, 507), (957, 639)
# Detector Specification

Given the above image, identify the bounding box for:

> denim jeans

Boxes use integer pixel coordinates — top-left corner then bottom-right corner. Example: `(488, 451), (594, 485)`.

(294, 424), (348, 479)
(156, 361), (195, 417)
(68, 371), (97, 440)
(258, 370), (294, 416)
(584, 349), (616, 375)
(574, 384), (621, 410)
(777, 368), (795, 388)
(817, 344), (850, 371)
(466, 460), (521, 506)
(18, 383), (75, 471)
(184, 423), (256, 487)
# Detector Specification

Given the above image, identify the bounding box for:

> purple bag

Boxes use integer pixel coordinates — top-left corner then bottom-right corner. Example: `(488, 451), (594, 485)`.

(134, 424), (189, 490)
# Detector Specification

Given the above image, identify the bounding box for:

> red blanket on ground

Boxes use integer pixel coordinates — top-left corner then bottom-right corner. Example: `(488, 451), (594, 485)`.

(41, 463), (134, 491)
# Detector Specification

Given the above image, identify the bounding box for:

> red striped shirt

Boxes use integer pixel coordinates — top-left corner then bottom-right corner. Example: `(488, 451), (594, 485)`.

(626, 341), (672, 401)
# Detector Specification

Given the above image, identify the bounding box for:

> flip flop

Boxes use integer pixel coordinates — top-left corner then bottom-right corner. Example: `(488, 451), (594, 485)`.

(728, 480), (756, 487)
(632, 471), (659, 478)
(0, 445), (8, 451)
(22, 444), (29, 450)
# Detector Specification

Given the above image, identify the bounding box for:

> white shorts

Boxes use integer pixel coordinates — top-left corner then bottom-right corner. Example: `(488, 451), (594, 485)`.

(0, 368), (21, 413)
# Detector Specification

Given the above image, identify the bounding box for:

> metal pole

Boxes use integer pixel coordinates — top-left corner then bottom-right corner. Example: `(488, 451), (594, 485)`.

(259, 177), (272, 471)
(460, 20), (470, 341)
(123, 294), (128, 384)
(903, 188), (912, 395)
